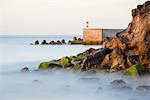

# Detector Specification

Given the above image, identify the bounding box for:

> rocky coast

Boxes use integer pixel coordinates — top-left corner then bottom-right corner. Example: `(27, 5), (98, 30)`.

(20, 1), (150, 95)
(30, 1), (150, 77)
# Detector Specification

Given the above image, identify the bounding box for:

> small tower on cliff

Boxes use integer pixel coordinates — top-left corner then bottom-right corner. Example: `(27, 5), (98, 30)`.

(86, 20), (89, 28)
(83, 20), (103, 45)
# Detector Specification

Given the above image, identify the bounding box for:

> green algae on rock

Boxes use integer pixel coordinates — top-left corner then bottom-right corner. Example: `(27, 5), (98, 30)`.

(59, 56), (71, 68)
(123, 64), (145, 77)
(39, 60), (60, 70)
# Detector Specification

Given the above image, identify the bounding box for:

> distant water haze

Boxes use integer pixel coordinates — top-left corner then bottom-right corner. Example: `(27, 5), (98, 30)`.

(0, 0), (148, 35)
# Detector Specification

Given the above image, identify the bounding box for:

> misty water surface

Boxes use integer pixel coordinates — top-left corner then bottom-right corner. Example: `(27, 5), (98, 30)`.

(0, 35), (149, 100)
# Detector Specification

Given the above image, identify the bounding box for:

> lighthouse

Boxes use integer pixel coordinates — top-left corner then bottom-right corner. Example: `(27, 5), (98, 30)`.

(86, 20), (89, 28)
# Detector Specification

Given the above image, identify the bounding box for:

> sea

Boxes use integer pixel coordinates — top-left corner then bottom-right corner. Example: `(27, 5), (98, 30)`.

(0, 35), (149, 100)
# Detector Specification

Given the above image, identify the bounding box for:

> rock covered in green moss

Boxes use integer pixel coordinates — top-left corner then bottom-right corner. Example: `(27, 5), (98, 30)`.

(123, 64), (145, 77)
(59, 56), (70, 68)
(39, 60), (60, 70)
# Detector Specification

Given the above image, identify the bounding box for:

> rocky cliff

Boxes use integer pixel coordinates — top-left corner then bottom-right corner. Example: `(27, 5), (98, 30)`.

(103, 1), (150, 69)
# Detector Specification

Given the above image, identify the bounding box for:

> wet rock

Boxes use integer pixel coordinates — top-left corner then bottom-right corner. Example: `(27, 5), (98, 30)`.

(59, 56), (70, 68)
(41, 40), (47, 45)
(76, 53), (86, 61)
(72, 64), (81, 73)
(135, 85), (150, 92)
(110, 48), (125, 70)
(73, 37), (77, 41)
(124, 64), (145, 77)
(109, 68), (118, 73)
(61, 39), (66, 44)
(21, 67), (29, 72)
(49, 41), (55, 45)
(35, 40), (39, 45)
(100, 54), (111, 68)
(110, 79), (129, 89)
(93, 48), (113, 59)
(39, 62), (51, 69)
(39, 60), (61, 70)
(56, 40), (62, 44)
(80, 48), (113, 71)
(78, 38), (82, 41)
(85, 69), (97, 74)
(68, 56), (77, 61)
(68, 40), (72, 44)
(103, 37), (112, 48)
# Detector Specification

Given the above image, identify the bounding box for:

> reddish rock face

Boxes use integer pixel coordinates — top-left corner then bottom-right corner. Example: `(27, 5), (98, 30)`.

(103, 1), (150, 69)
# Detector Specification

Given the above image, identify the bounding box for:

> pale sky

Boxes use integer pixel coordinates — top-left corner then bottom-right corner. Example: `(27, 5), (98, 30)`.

(0, 0), (148, 35)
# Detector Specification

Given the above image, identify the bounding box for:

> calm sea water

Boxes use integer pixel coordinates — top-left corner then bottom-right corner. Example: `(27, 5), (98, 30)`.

(0, 35), (100, 69)
(0, 35), (149, 100)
